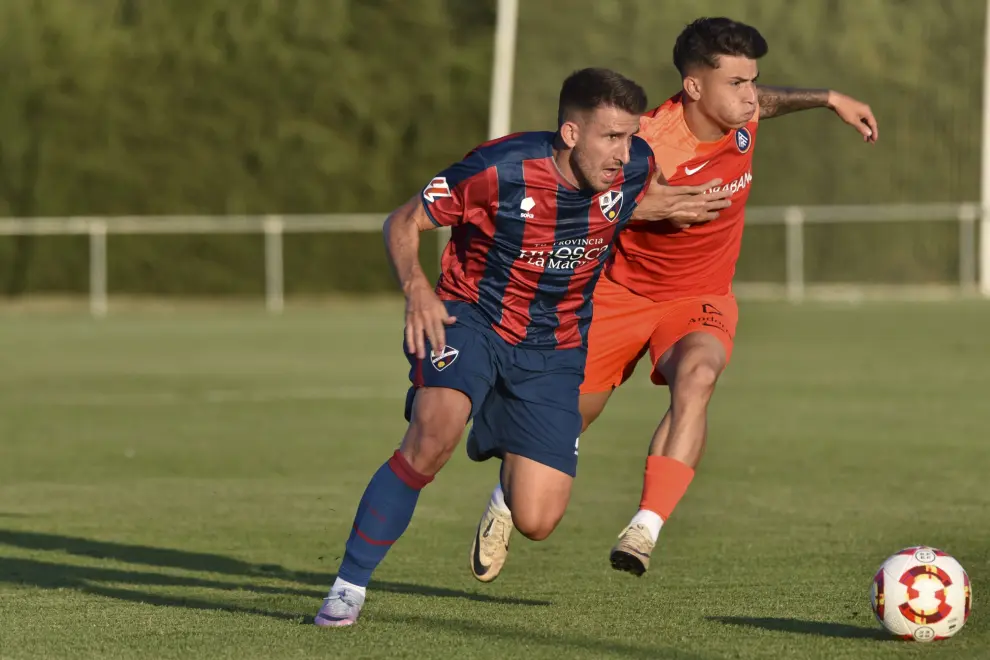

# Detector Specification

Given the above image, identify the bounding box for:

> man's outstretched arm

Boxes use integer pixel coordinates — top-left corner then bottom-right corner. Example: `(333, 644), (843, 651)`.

(757, 86), (878, 142)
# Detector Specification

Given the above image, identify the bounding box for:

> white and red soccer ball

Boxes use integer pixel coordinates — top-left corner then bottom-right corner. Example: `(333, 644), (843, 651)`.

(870, 546), (972, 641)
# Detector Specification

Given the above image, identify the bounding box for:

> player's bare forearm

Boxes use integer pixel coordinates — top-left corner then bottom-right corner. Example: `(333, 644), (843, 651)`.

(758, 86), (878, 141)
(385, 195), (457, 358)
(756, 86), (831, 119)
(383, 196), (435, 296)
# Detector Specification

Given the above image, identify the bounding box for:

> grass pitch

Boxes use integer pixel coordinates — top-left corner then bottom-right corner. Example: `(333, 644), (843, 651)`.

(0, 298), (987, 659)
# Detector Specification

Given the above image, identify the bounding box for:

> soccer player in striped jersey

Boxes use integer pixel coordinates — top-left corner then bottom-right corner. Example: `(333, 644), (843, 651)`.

(315, 68), (661, 627)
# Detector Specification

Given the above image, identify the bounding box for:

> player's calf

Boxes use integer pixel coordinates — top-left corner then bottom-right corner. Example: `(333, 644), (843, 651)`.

(611, 333), (725, 577)
(316, 387), (470, 627)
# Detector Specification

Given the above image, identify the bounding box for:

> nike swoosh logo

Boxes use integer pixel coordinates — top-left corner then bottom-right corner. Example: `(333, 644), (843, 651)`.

(684, 161), (709, 175)
(472, 526), (490, 576)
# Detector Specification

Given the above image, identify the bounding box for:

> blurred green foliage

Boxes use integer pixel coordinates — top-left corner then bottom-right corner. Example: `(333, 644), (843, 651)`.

(0, 1), (980, 294)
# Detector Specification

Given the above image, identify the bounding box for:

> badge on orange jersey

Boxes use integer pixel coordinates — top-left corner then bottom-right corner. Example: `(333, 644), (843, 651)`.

(735, 127), (752, 154)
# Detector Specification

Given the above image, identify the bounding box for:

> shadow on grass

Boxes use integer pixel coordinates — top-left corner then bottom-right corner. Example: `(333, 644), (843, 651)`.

(377, 613), (710, 660)
(709, 616), (895, 641)
(0, 528), (551, 622)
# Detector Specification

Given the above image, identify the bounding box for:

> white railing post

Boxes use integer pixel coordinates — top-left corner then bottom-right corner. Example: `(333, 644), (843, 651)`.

(959, 203), (978, 295)
(980, 0), (990, 296)
(488, 0), (519, 141)
(88, 219), (108, 318)
(263, 215), (284, 314)
(784, 206), (805, 302)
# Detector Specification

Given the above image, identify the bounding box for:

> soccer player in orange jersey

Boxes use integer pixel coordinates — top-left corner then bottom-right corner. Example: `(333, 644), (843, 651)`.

(468, 17), (878, 582)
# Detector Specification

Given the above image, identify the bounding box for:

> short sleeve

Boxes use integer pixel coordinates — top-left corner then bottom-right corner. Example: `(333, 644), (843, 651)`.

(630, 138), (657, 204)
(420, 149), (492, 228)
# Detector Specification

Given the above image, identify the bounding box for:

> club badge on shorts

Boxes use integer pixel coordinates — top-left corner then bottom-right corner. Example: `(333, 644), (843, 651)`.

(430, 345), (460, 371)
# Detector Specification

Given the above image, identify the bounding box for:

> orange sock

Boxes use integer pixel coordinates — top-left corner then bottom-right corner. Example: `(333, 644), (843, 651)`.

(639, 455), (695, 521)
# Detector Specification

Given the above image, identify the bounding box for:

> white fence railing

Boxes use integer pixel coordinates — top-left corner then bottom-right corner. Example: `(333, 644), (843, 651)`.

(0, 203), (983, 316)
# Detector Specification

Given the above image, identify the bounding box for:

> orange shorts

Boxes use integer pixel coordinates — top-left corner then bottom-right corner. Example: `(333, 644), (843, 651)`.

(581, 273), (738, 393)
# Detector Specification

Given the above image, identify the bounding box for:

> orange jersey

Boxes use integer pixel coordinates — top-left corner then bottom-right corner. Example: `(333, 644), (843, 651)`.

(607, 93), (759, 301)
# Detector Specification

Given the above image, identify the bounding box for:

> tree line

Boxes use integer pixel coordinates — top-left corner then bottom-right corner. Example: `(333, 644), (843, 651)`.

(0, 0), (980, 295)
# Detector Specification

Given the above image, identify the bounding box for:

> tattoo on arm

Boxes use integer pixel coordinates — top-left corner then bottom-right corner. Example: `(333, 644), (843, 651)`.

(757, 86), (830, 119)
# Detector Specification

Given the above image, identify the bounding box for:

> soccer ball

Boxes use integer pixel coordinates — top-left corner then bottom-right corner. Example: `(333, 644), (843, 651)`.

(870, 546), (972, 641)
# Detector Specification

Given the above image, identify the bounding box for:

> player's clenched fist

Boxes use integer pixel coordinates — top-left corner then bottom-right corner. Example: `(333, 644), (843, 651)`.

(404, 281), (457, 359)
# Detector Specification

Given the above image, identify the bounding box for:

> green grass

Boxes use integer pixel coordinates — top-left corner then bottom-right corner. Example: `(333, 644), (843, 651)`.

(0, 298), (988, 659)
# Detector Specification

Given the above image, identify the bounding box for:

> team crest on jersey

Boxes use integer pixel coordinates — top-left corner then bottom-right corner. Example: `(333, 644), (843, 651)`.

(430, 345), (460, 371)
(598, 190), (623, 222)
(735, 127), (752, 154)
(422, 177), (451, 203)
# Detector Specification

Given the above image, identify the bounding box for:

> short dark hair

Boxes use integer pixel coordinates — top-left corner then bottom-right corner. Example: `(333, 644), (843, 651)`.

(672, 17), (768, 77)
(557, 68), (648, 126)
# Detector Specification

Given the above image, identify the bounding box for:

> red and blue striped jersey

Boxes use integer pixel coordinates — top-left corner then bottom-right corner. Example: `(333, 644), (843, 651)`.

(421, 131), (655, 350)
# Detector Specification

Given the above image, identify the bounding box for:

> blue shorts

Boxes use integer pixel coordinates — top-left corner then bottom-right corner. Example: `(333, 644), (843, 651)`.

(404, 301), (585, 477)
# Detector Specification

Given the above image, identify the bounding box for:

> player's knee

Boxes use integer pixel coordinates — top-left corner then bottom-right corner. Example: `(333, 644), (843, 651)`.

(511, 507), (564, 542)
(673, 359), (720, 401)
(501, 453), (572, 540)
(506, 492), (568, 541)
(401, 420), (462, 475)
(517, 523), (554, 542)
(402, 391), (470, 475)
